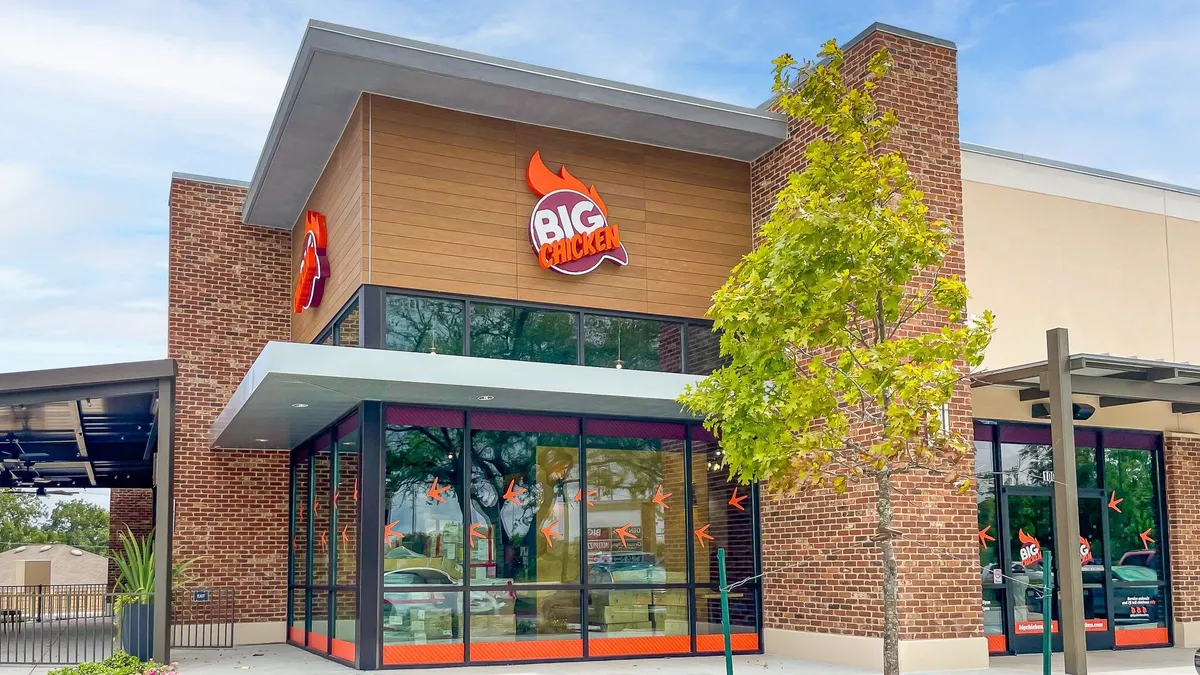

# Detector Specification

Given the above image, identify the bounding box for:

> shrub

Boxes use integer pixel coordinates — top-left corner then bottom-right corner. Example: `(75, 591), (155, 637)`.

(47, 651), (178, 675)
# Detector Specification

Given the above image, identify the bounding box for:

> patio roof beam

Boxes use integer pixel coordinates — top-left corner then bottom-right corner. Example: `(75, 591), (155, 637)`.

(1018, 388), (1049, 401)
(1098, 397), (1143, 408)
(0, 379), (161, 408)
(1172, 403), (1200, 414)
(1042, 373), (1200, 405)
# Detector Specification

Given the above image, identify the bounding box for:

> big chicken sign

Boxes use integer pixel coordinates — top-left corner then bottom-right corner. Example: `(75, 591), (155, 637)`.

(526, 152), (629, 275)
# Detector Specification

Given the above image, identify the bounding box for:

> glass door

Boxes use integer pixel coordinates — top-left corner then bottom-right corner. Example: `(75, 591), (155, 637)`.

(1003, 490), (1059, 654)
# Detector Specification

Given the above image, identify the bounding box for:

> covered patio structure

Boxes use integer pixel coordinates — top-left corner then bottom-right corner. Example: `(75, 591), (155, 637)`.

(974, 328), (1200, 675)
(0, 359), (176, 664)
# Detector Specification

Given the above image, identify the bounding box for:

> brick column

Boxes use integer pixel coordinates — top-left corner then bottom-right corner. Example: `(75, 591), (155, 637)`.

(1164, 432), (1200, 646)
(107, 488), (155, 588)
(168, 176), (292, 643)
(749, 25), (984, 671)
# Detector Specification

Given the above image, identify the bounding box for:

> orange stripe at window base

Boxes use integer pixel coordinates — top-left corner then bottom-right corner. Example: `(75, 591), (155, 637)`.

(307, 632), (328, 652)
(330, 638), (356, 662)
(1115, 627), (1170, 647)
(696, 633), (760, 652)
(287, 626), (305, 645)
(382, 643), (465, 665)
(986, 634), (1008, 653)
(470, 639), (584, 661)
(588, 635), (692, 657)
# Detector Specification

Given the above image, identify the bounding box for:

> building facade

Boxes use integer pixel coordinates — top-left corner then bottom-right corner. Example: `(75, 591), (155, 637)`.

(95, 17), (1200, 674)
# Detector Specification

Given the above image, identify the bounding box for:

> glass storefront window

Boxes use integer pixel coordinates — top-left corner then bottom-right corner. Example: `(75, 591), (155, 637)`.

(384, 408), (465, 584)
(975, 426), (1000, 585)
(585, 420), (688, 584)
(334, 415), (360, 586)
(586, 589), (690, 655)
(998, 426), (1097, 487)
(685, 324), (729, 375)
(691, 430), (755, 586)
(470, 303), (578, 364)
(470, 589), (584, 661)
(289, 588), (306, 644)
(382, 591), (463, 654)
(332, 590), (357, 662)
(695, 587), (758, 652)
(469, 413), (581, 585)
(1105, 442), (1163, 579)
(313, 436), (332, 586)
(293, 456), (310, 587)
(310, 589), (330, 648)
(583, 315), (682, 373)
(337, 303), (360, 348)
(385, 294), (465, 355)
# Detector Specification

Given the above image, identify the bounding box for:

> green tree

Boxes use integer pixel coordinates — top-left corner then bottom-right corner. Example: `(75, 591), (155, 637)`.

(46, 499), (110, 552)
(679, 41), (994, 675)
(0, 491), (49, 548)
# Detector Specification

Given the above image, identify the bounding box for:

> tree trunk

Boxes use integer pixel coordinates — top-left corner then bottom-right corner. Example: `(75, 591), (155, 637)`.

(877, 469), (900, 675)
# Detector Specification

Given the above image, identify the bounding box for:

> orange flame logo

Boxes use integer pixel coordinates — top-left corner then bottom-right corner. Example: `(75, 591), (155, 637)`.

(294, 210), (328, 314)
(526, 152), (628, 275)
(1018, 529), (1038, 546)
(1017, 528), (1042, 567)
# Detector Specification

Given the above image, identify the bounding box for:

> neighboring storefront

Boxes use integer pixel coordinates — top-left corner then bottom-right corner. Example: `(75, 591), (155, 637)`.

(87, 14), (1200, 674)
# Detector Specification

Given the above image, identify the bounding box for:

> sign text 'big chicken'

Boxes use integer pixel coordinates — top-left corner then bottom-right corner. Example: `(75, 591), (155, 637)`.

(294, 210), (328, 314)
(526, 152), (629, 275)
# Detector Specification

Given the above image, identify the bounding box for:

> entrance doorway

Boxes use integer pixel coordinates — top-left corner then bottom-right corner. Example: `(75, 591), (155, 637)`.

(975, 422), (1172, 655)
(1002, 491), (1113, 654)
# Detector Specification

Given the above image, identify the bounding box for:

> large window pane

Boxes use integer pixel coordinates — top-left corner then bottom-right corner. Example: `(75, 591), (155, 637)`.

(470, 589), (584, 662)
(695, 587), (759, 652)
(975, 426), (999, 582)
(685, 324), (728, 375)
(310, 589), (330, 649)
(469, 303), (578, 364)
(337, 302), (360, 348)
(313, 436), (332, 586)
(385, 407), (465, 585)
(469, 413), (581, 585)
(586, 589), (690, 655)
(692, 431), (755, 586)
(293, 456), (310, 586)
(289, 588), (306, 644)
(331, 590), (357, 663)
(998, 426), (1096, 487)
(385, 294), (465, 355)
(1105, 443), (1163, 580)
(584, 420), (688, 584)
(583, 315), (682, 373)
(334, 414), (360, 586)
(382, 591), (464, 664)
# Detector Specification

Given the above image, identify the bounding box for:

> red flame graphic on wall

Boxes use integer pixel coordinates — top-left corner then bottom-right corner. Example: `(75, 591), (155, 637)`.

(526, 152), (629, 275)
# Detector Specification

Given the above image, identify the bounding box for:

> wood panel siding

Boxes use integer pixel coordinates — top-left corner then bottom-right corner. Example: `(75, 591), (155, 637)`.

(363, 95), (752, 319)
(292, 98), (366, 343)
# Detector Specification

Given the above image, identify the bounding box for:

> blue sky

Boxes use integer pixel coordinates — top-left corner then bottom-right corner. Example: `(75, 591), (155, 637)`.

(1, 0), (1197, 373)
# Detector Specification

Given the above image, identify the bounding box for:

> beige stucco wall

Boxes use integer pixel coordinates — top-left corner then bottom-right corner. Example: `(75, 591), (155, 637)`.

(962, 149), (1200, 431)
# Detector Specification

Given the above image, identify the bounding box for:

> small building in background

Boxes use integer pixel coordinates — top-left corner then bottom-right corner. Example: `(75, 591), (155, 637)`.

(0, 544), (107, 588)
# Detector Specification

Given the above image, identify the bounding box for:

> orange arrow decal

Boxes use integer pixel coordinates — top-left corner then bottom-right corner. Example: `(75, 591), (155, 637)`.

(1140, 529), (1155, 549)
(383, 520), (403, 547)
(540, 521), (564, 548)
(470, 521), (489, 542)
(332, 490), (340, 508)
(978, 525), (995, 549)
(353, 478), (359, 503)
(503, 480), (527, 505)
(312, 500), (319, 516)
(695, 524), (715, 549)
(614, 523), (635, 546)
(652, 485), (672, 509)
(574, 488), (597, 506)
(341, 524), (349, 546)
(427, 477), (452, 504)
(319, 530), (328, 552)
(1109, 492), (1123, 513)
(728, 487), (747, 511)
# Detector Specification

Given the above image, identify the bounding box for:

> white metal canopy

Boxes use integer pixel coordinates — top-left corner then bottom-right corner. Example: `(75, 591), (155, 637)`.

(211, 341), (704, 449)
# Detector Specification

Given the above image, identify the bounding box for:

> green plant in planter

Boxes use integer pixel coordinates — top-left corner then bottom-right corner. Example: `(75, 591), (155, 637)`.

(112, 527), (197, 608)
(46, 650), (177, 675)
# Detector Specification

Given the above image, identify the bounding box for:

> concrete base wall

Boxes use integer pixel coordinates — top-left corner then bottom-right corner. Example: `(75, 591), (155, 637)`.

(764, 627), (989, 672)
(1175, 620), (1200, 648)
(233, 621), (287, 646)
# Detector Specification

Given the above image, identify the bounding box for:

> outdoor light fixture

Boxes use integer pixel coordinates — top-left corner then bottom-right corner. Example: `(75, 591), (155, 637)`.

(255, 438), (269, 443)
(477, 395), (495, 401)
(291, 403), (310, 408)
(1030, 402), (1095, 421)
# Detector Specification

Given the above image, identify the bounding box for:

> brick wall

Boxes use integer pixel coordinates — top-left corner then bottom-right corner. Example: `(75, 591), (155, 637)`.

(1164, 433), (1200, 625)
(750, 28), (979, 641)
(168, 177), (292, 623)
(107, 488), (154, 588)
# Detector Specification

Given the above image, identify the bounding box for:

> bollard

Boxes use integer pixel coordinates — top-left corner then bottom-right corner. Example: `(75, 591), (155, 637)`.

(719, 548), (733, 675)
(1043, 550), (1053, 675)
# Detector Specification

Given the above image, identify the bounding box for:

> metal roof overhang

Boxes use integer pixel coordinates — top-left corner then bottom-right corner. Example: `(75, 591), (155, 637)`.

(0, 359), (176, 489)
(242, 20), (789, 228)
(973, 352), (1200, 413)
(212, 341), (704, 449)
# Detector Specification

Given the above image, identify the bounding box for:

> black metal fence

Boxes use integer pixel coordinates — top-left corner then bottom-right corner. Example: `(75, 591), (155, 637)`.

(0, 585), (235, 665)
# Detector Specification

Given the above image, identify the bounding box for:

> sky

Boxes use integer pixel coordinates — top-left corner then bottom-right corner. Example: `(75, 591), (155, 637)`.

(0, 0), (1198, 376)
